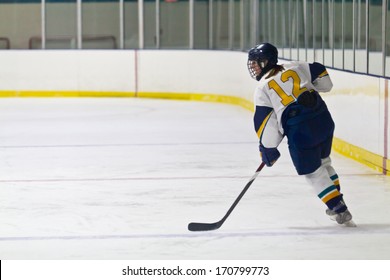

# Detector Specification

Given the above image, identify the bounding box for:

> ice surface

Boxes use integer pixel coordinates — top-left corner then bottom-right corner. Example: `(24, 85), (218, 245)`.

(0, 98), (389, 259)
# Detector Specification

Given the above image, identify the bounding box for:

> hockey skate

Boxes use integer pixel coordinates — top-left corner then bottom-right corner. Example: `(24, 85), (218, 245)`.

(326, 208), (357, 227)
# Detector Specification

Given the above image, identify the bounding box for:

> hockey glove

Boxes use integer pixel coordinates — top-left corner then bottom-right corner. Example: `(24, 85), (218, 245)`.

(259, 145), (280, 167)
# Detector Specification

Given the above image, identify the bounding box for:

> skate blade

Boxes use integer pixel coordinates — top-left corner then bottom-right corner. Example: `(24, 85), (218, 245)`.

(328, 215), (336, 221)
(328, 215), (357, 227)
(342, 220), (357, 227)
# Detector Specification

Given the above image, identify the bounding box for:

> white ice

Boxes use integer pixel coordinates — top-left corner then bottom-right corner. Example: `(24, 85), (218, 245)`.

(0, 98), (389, 260)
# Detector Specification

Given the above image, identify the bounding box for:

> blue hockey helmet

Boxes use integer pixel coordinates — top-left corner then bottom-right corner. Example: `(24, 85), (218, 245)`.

(247, 43), (278, 80)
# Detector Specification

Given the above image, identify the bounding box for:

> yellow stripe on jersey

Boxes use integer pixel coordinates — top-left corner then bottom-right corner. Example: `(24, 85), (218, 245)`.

(256, 111), (273, 139)
(318, 70), (329, 78)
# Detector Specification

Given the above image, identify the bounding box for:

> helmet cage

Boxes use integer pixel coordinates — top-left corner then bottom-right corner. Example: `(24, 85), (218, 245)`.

(247, 59), (264, 81)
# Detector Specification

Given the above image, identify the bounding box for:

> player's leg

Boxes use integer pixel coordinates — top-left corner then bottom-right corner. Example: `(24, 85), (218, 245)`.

(289, 146), (344, 210)
(284, 107), (355, 225)
(321, 148), (341, 192)
(304, 164), (353, 225)
(311, 138), (355, 226)
(288, 141), (355, 226)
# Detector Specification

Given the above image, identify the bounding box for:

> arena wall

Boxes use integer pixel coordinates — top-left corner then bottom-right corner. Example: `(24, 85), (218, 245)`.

(0, 50), (388, 174)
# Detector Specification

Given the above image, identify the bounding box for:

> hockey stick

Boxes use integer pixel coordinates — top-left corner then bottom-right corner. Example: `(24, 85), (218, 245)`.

(188, 162), (266, 232)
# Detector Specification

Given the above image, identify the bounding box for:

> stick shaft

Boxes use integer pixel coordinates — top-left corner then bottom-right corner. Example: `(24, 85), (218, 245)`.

(188, 162), (266, 231)
(218, 162), (265, 225)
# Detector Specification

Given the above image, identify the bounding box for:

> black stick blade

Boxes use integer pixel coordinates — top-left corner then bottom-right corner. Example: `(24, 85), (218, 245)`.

(188, 221), (222, 232)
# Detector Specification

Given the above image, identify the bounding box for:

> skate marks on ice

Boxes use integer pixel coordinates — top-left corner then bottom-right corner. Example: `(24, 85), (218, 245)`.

(1, 223), (390, 242)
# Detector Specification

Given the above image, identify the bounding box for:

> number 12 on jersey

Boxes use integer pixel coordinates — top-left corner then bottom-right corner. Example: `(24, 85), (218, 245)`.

(268, 69), (308, 106)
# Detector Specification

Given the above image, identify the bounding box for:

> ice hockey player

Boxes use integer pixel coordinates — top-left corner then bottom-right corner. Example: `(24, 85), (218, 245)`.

(247, 42), (356, 227)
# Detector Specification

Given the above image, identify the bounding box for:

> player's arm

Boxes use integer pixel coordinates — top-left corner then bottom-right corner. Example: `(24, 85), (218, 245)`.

(309, 62), (333, 92)
(254, 106), (283, 167)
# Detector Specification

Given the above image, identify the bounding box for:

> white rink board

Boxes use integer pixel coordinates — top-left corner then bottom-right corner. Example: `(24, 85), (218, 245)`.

(0, 50), (389, 161)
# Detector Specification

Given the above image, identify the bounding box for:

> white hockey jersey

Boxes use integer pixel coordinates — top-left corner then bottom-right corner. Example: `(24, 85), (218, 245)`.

(253, 61), (333, 148)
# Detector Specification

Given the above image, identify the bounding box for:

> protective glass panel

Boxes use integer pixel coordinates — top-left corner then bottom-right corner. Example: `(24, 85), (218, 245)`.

(45, 0), (77, 49)
(257, 0), (268, 47)
(213, 0), (229, 49)
(143, 0), (157, 48)
(323, 0), (333, 67)
(334, 0), (344, 69)
(386, 0), (390, 76)
(314, 0), (324, 64)
(355, 0), (368, 73)
(82, 0), (120, 49)
(232, 0), (241, 50)
(368, 0), (383, 76)
(160, 0), (189, 49)
(194, 0), (209, 49)
(241, 0), (253, 50)
(0, 0), (41, 49)
(344, 0), (354, 71)
(124, 0), (139, 49)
